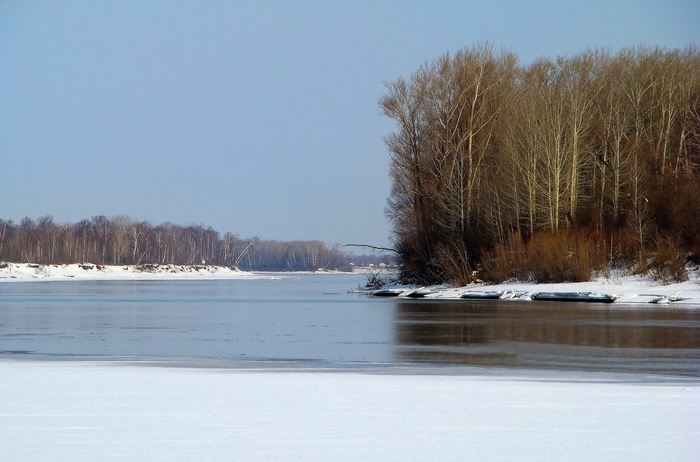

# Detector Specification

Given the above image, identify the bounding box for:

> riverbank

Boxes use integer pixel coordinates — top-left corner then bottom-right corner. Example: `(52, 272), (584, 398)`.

(3, 261), (700, 306)
(0, 262), (365, 281)
(1, 358), (697, 461)
(0, 262), (266, 281)
(381, 270), (700, 305)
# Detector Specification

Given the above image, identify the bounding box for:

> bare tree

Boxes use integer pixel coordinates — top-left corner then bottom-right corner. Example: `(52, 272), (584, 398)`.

(111, 216), (132, 265)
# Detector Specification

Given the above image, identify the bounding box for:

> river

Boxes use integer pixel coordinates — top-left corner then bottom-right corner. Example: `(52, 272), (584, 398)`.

(1, 273), (699, 376)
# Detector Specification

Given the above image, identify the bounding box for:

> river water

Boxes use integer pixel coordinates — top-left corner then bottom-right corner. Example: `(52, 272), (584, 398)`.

(1, 273), (699, 376)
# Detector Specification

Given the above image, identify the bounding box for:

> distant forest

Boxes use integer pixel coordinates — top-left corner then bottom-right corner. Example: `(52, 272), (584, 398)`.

(382, 44), (700, 284)
(0, 215), (394, 272)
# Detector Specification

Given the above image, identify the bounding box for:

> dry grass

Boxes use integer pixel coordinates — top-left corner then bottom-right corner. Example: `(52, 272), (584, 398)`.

(480, 231), (607, 283)
(647, 241), (688, 283)
(479, 233), (528, 282)
(437, 242), (475, 286)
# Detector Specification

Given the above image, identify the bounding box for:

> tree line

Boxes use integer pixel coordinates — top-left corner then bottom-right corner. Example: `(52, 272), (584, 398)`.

(0, 215), (362, 272)
(381, 43), (700, 284)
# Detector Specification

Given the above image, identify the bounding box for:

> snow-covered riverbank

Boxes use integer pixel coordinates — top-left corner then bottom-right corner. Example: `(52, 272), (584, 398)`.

(388, 271), (700, 306)
(0, 262), (266, 281)
(3, 261), (700, 305)
(1, 358), (697, 461)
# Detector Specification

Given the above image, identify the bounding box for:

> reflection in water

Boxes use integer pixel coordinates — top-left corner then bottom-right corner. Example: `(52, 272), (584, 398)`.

(394, 300), (700, 376)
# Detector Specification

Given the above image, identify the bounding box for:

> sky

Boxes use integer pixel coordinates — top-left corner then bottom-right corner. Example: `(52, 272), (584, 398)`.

(1, 1), (698, 248)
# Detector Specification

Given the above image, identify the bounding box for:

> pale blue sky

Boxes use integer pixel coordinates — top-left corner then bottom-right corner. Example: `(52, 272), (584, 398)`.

(1, 1), (698, 247)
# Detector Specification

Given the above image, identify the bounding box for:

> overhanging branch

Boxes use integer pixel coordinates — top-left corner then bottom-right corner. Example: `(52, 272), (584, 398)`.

(343, 244), (397, 254)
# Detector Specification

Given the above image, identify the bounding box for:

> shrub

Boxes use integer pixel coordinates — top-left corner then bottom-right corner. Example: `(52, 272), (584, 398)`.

(480, 233), (529, 283)
(648, 242), (688, 284)
(481, 230), (607, 283)
(436, 241), (475, 286)
(529, 231), (607, 283)
(361, 270), (394, 291)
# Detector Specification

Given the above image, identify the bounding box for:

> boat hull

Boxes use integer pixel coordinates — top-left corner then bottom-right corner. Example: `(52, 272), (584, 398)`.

(532, 292), (618, 303)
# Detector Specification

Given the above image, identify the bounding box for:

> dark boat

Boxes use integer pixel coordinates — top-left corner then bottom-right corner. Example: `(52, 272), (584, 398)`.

(531, 291), (618, 303)
(371, 286), (414, 297)
(460, 290), (506, 300)
(398, 287), (440, 298)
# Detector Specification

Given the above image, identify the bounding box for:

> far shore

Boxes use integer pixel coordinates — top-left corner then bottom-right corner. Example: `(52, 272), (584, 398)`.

(0, 262), (265, 281)
(0, 262), (374, 282)
(2, 261), (699, 306)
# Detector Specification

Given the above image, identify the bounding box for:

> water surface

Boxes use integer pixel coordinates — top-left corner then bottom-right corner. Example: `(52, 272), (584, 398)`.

(396, 300), (700, 376)
(2, 274), (699, 376)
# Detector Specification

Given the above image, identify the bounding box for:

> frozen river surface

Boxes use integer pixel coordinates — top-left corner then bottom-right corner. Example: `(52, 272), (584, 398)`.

(1, 273), (699, 376)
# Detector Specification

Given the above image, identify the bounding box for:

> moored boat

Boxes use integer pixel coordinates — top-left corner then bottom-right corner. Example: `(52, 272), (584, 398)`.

(371, 286), (414, 297)
(531, 291), (618, 303)
(398, 287), (440, 298)
(460, 290), (506, 300)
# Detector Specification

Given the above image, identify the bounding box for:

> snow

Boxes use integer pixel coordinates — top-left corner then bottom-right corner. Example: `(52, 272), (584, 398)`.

(1, 358), (698, 461)
(417, 272), (700, 306)
(0, 263), (265, 281)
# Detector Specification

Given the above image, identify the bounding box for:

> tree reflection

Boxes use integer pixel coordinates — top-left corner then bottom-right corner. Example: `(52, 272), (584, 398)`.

(394, 300), (700, 375)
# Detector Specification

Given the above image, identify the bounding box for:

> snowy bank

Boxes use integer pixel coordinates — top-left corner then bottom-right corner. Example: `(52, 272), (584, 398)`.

(0, 262), (263, 281)
(397, 272), (700, 305)
(1, 359), (698, 461)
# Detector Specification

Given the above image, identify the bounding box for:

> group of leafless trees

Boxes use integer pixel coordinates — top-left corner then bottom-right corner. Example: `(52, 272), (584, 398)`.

(241, 240), (351, 271)
(0, 215), (353, 271)
(381, 44), (700, 284)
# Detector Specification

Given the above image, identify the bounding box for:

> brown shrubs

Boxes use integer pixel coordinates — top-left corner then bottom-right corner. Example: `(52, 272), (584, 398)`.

(479, 233), (528, 283)
(647, 241), (688, 284)
(481, 231), (607, 283)
(436, 242), (474, 286)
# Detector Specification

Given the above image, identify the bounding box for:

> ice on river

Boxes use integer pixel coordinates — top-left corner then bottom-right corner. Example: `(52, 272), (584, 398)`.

(1, 359), (698, 461)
